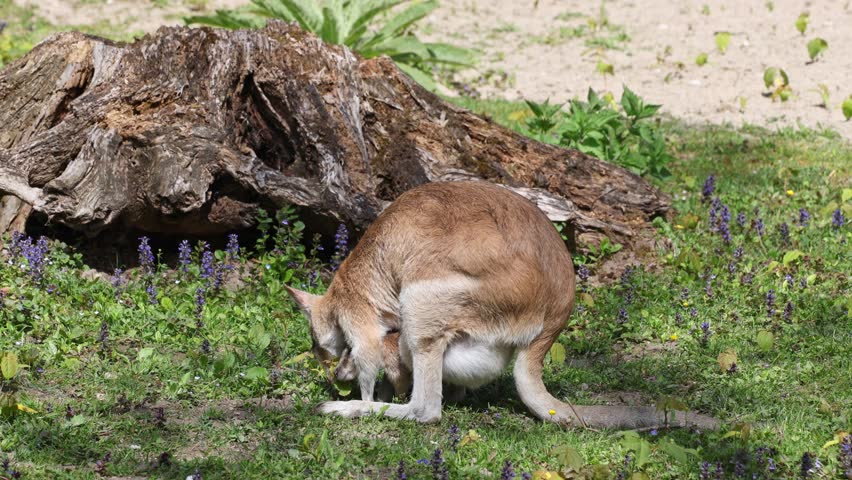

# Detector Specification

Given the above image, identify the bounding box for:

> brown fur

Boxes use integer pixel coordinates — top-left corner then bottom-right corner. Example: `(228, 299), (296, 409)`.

(287, 181), (718, 429)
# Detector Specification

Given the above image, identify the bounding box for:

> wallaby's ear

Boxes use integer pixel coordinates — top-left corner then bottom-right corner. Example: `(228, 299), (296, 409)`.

(284, 285), (321, 316)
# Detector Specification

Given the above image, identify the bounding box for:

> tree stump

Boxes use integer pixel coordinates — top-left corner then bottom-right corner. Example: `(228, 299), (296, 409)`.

(0, 21), (669, 250)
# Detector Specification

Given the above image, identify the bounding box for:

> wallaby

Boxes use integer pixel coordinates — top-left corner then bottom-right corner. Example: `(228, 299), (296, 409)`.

(286, 181), (718, 429)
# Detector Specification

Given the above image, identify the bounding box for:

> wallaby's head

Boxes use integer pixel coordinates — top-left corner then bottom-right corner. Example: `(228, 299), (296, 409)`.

(285, 286), (346, 379)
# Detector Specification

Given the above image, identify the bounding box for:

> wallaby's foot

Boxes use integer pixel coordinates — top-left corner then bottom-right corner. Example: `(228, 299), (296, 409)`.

(443, 384), (466, 404)
(317, 400), (438, 422)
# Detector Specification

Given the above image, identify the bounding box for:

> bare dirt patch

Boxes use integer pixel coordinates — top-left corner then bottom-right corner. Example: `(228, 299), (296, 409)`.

(421, 0), (852, 139)
(14, 0), (850, 138)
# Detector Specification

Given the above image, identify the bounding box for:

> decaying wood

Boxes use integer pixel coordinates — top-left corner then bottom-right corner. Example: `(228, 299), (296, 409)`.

(0, 21), (669, 249)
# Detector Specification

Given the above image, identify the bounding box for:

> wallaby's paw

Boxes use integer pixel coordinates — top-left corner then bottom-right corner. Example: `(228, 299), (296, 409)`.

(317, 401), (362, 418)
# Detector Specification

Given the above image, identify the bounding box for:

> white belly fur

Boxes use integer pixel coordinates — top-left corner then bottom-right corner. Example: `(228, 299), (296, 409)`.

(441, 339), (513, 389)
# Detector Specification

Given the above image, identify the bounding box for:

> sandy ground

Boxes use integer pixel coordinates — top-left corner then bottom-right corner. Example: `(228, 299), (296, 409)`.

(13, 0), (852, 139)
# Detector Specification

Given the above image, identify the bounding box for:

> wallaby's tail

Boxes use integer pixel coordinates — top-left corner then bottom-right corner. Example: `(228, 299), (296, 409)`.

(514, 333), (720, 430)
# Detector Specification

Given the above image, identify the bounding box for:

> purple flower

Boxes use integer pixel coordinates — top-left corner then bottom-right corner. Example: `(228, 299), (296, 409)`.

(226, 233), (240, 261)
(753, 218), (765, 237)
(201, 338), (211, 355)
(146, 284), (158, 305)
(700, 321), (711, 346)
(138, 236), (155, 275)
(680, 288), (690, 300)
(741, 272), (754, 285)
(501, 460), (516, 480)
(839, 435), (851, 478)
(178, 240), (192, 273)
(766, 290), (776, 317)
(702, 175), (715, 202)
(736, 211), (746, 228)
(577, 264), (590, 281)
(213, 266), (224, 292)
(522, 474), (532, 480)
(331, 224), (350, 271)
(783, 301), (793, 321)
(785, 274), (794, 287)
(734, 246), (744, 260)
(649, 429), (658, 436)
(675, 312), (683, 324)
(833, 208), (845, 229)
(779, 222), (790, 243)
(799, 208), (810, 227)
(714, 462), (724, 479)
(98, 321), (109, 350)
(397, 460), (407, 480)
(22, 235), (49, 284)
(110, 268), (123, 292)
(617, 307), (628, 324)
(800, 452), (814, 478)
(200, 249), (215, 280)
(430, 448), (448, 480)
(448, 425), (461, 451)
(700, 461), (712, 480)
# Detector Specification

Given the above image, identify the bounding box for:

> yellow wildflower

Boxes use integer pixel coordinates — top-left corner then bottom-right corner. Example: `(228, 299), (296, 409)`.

(786, 189), (795, 196)
(548, 409), (556, 416)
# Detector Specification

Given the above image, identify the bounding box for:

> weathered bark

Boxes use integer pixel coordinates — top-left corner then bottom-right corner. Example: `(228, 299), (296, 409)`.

(0, 21), (669, 249)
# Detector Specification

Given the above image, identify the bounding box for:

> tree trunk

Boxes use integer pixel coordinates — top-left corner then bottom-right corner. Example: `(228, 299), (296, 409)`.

(0, 22), (669, 250)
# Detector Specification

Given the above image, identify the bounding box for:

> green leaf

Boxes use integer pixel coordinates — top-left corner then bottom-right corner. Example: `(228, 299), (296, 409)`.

(842, 97), (852, 121)
(276, 0), (323, 33)
(659, 439), (698, 465)
(795, 12), (809, 34)
(458, 429), (481, 447)
(763, 68), (777, 88)
(160, 297), (174, 311)
(395, 62), (437, 91)
(695, 52), (708, 66)
(715, 31), (731, 54)
(756, 330), (774, 352)
(596, 60), (614, 76)
(245, 366), (269, 381)
(285, 351), (313, 365)
(1, 353), (19, 380)
(552, 444), (584, 471)
(423, 42), (476, 66)
(806, 38), (828, 61)
(782, 250), (803, 265)
(65, 414), (87, 427)
(548, 343), (567, 365)
(370, 0), (437, 47)
(184, 9), (264, 29)
(718, 349), (737, 372)
(333, 379), (353, 396)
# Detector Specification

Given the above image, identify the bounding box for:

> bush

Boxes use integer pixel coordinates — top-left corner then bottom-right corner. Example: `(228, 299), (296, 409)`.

(185, 0), (475, 90)
(524, 86), (673, 180)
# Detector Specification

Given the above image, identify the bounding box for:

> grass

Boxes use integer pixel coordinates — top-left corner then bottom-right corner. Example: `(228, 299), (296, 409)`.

(1, 7), (851, 478)
(1, 93), (850, 478)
